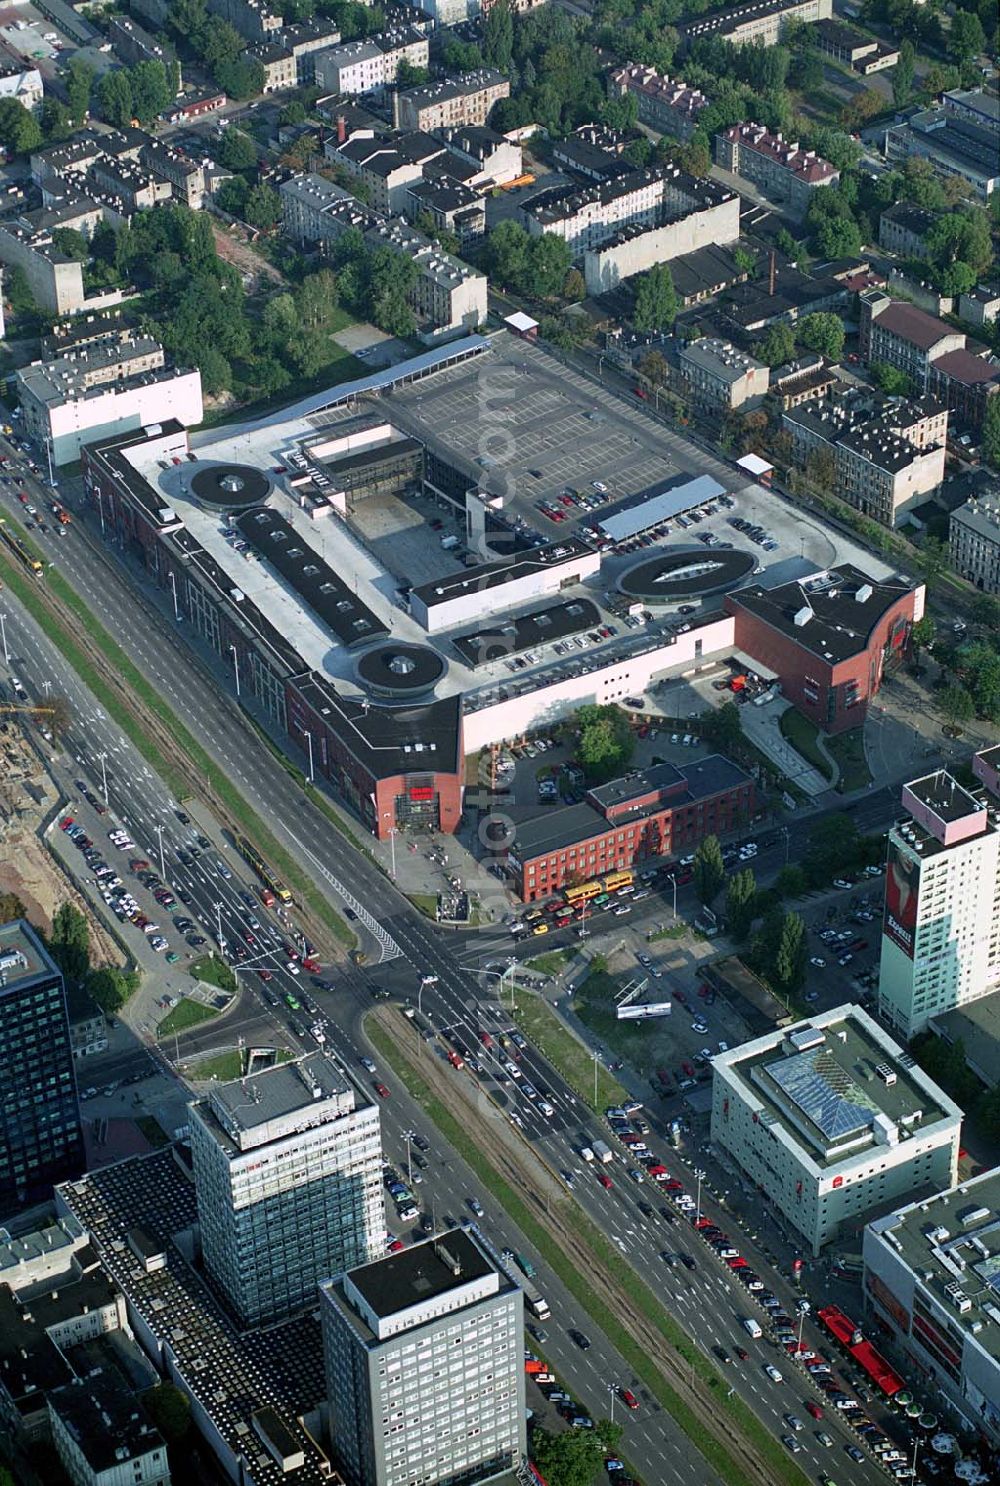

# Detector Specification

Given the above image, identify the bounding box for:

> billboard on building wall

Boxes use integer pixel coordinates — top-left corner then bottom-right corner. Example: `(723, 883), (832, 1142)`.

(883, 840), (920, 960)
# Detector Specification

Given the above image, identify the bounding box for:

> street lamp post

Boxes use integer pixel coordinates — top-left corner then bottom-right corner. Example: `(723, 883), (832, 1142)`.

(694, 1167), (706, 1226)
(214, 901), (225, 957)
(607, 1383), (616, 1423)
(796, 1308), (806, 1353)
(0, 610), (8, 665)
(417, 974), (437, 1018)
(155, 823), (165, 881)
(168, 571), (180, 622)
(229, 644), (240, 698)
(671, 874), (678, 919)
(303, 728), (314, 784)
(95, 486), (105, 538)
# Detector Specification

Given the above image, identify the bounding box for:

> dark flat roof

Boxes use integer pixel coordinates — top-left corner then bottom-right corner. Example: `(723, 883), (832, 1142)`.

(49, 1371), (163, 1471)
(906, 770), (982, 824)
(510, 801), (609, 858)
(451, 597), (600, 668)
(411, 536), (595, 609)
(295, 672), (462, 779)
(348, 1230), (493, 1319)
(619, 546), (754, 600)
(235, 506), (388, 649)
(728, 564), (915, 666)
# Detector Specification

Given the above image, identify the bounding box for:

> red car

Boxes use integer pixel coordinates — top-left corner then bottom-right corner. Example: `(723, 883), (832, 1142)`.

(59, 815), (75, 830)
(620, 1387), (639, 1409)
(387, 1237), (404, 1252)
(681, 1060), (696, 1079)
(374, 1082), (391, 1099)
(258, 969), (273, 982)
(806, 1401), (824, 1420)
(597, 1172), (613, 1189)
(17, 492), (29, 504)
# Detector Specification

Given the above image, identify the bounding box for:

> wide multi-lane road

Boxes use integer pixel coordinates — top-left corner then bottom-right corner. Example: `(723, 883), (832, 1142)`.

(0, 441), (896, 1486)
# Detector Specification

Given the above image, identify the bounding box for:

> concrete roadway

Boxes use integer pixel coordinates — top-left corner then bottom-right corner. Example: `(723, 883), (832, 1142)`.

(0, 453), (893, 1486)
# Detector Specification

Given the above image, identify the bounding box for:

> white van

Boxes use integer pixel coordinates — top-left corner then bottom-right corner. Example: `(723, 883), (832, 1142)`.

(742, 1318), (762, 1339)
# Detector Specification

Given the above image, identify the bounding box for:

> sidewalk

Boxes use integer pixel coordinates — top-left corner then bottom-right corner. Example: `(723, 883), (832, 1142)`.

(739, 701), (831, 798)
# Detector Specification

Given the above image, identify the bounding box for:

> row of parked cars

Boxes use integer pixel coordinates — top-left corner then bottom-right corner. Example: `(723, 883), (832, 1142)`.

(527, 1359), (640, 1481)
(728, 516), (779, 552)
(60, 818), (178, 956)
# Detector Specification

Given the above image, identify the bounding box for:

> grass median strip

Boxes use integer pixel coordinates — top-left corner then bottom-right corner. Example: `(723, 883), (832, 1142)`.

(512, 996), (627, 1113)
(0, 548), (355, 950)
(367, 1021), (808, 1486)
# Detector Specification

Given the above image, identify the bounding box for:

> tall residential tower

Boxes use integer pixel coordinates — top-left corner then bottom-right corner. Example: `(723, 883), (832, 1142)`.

(877, 768), (1000, 1039)
(0, 920), (83, 1213)
(320, 1228), (527, 1486)
(189, 1052), (383, 1328)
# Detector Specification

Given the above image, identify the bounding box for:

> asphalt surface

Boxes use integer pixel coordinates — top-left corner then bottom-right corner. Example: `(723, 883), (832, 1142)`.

(0, 438), (904, 1486)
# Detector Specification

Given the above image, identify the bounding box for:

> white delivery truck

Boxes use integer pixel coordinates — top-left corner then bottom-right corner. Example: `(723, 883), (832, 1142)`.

(591, 1140), (614, 1164)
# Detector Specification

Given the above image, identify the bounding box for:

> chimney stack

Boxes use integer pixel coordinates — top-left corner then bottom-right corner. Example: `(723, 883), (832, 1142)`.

(337, 115), (347, 145)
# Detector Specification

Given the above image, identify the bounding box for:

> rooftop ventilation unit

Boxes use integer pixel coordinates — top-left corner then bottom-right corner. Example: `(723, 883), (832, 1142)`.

(793, 605), (812, 627)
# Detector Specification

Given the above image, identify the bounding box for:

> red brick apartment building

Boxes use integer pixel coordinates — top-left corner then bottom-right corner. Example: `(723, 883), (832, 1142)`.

(508, 755), (754, 901)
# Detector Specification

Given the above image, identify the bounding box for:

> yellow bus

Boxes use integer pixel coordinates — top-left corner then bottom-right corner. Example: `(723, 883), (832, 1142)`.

(237, 835), (293, 904)
(603, 869), (634, 894)
(564, 879), (602, 905)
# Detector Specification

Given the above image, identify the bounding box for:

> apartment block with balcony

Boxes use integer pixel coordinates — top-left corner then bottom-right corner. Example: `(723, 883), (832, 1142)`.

(392, 69), (509, 132)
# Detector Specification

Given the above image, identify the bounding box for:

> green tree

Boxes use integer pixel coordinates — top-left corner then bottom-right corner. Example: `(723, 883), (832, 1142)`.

(638, 349), (668, 387)
(528, 233), (573, 298)
(956, 640), (1000, 723)
(796, 312), (845, 361)
(772, 910), (807, 995)
(563, 266), (586, 301)
(939, 682), (974, 729)
(948, 9), (985, 63)
(49, 903), (90, 987)
(917, 535), (949, 590)
(693, 834), (726, 905)
(0, 891), (26, 921)
(218, 128), (257, 173)
(215, 56), (266, 99)
(279, 99), (308, 126)
(725, 867), (757, 940)
(40, 98), (73, 141)
(296, 269), (339, 328)
(633, 262), (676, 332)
(870, 361), (914, 396)
(757, 322), (796, 367)
(893, 39), (916, 108)
(244, 181), (282, 229)
(483, 0), (514, 72)
(0, 97), (42, 154)
(215, 175), (249, 217)
(575, 703), (635, 782)
(909, 614), (936, 659)
(775, 863), (807, 897)
(530, 1427), (604, 1486)
(732, 245), (757, 277)
(702, 701), (743, 751)
(65, 57), (94, 122)
(97, 69), (134, 127)
(484, 218), (530, 291)
(970, 592), (999, 629)
(4, 264), (35, 316)
(87, 965), (139, 1014)
(981, 391), (1000, 470)
(675, 132), (711, 177)
(804, 814), (860, 885)
(143, 1384), (191, 1444)
(130, 60), (173, 122)
(396, 58), (429, 87)
(52, 227), (89, 261)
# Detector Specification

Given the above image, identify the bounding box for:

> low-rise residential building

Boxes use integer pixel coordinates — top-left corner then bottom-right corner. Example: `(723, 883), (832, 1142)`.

(551, 127), (632, 184)
(942, 87), (1000, 135)
(711, 1004), (963, 1256)
(406, 175), (485, 245)
(0, 66), (43, 112)
(878, 202), (940, 261)
(280, 172), (487, 341)
(581, 173), (739, 292)
(438, 124), (523, 187)
(950, 494), (1000, 595)
(725, 562), (924, 733)
(859, 291), (967, 391)
(106, 14), (179, 78)
(769, 353), (837, 410)
(0, 217), (124, 318)
(678, 336), (769, 409)
(508, 755), (755, 901)
(333, 131), (445, 212)
(928, 348), (1000, 432)
(959, 284), (1000, 330)
(784, 385), (948, 526)
(812, 18), (898, 72)
(524, 163), (737, 272)
(609, 64), (709, 141)
(715, 124), (839, 218)
(864, 1167), (1000, 1447)
(682, 0), (832, 47)
(392, 69), (509, 132)
(16, 334), (202, 465)
(313, 27), (429, 97)
(206, 0), (280, 41)
(49, 1370), (170, 1486)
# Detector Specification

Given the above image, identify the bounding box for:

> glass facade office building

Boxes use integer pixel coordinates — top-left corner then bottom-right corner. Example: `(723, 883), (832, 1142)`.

(0, 920), (84, 1212)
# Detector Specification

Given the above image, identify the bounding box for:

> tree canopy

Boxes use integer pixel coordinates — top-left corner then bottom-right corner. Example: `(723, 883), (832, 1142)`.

(574, 704), (635, 782)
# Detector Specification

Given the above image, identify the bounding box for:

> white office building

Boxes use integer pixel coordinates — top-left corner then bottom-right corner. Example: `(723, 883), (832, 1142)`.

(863, 1167), (1000, 1444)
(877, 768), (1000, 1039)
(711, 1005), (962, 1256)
(321, 1228), (526, 1486)
(189, 1053), (384, 1329)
